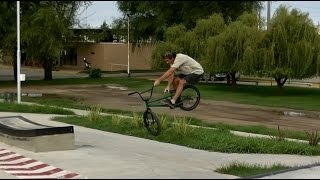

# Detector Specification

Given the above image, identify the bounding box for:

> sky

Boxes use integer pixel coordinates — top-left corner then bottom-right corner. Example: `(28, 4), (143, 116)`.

(77, 1), (320, 28)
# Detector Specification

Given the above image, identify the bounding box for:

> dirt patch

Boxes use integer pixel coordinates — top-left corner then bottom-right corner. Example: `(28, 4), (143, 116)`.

(1, 84), (320, 131)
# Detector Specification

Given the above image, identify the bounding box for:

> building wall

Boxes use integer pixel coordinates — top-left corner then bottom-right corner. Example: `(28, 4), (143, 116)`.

(1, 42), (156, 71)
(77, 42), (156, 71)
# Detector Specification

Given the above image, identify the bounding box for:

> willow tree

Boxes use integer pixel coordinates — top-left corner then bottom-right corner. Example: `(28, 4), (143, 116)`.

(150, 24), (194, 70)
(151, 14), (226, 71)
(256, 6), (320, 88)
(191, 13), (226, 62)
(150, 41), (180, 70)
(202, 12), (261, 85)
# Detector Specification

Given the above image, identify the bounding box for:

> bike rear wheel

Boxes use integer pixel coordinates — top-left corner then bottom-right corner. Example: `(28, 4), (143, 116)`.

(143, 108), (161, 136)
(179, 85), (200, 111)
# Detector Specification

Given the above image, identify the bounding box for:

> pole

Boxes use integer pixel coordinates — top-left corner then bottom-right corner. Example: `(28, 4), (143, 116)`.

(267, 1), (271, 30)
(127, 14), (130, 77)
(17, 1), (21, 104)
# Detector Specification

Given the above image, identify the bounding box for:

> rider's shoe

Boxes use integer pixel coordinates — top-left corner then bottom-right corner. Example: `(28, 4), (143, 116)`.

(162, 99), (175, 109)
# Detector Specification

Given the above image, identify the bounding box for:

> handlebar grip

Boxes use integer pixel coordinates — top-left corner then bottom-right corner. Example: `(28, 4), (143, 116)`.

(128, 92), (137, 96)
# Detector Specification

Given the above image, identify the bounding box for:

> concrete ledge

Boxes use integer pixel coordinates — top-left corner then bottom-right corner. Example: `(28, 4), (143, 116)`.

(0, 116), (75, 152)
(0, 132), (75, 152)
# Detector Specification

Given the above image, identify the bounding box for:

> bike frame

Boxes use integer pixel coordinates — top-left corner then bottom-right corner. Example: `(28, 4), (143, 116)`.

(128, 86), (193, 110)
(146, 93), (173, 108)
(128, 86), (172, 109)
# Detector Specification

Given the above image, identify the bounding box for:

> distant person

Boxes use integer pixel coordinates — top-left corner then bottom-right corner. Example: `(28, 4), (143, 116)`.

(83, 58), (91, 69)
(153, 52), (204, 108)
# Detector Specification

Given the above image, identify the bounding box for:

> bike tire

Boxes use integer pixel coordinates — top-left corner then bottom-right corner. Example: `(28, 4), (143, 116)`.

(179, 85), (200, 111)
(143, 108), (161, 136)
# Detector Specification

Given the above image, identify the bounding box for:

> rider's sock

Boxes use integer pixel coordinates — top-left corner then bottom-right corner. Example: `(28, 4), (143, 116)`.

(171, 99), (176, 104)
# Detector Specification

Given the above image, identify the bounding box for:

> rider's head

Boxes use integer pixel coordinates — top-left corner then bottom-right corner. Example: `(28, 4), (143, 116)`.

(162, 52), (176, 65)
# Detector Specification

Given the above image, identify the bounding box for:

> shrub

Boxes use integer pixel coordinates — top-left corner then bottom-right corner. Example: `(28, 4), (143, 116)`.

(89, 68), (103, 78)
(305, 130), (320, 146)
(86, 105), (103, 122)
(111, 114), (124, 126)
(172, 116), (194, 137)
(130, 112), (143, 128)
(270, 125), (286, 142)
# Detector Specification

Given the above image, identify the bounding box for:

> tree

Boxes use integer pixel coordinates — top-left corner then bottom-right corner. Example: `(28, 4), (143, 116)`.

(21, 1), (90, 80)
(150, 41), (180, 70)
(202, 12), (261, 86)
(0, 1), (19, 80)
(191, 14), (226, 62)
(99, 21), (113, 42)
(116, 1), (263, 42)
(246, 5), (320, 88)
(151, 13), (227, 71)
(110, 17), (127, 42)
(0, 1), (90, 81)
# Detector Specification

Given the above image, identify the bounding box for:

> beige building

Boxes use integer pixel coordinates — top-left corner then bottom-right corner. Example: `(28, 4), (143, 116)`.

(1, 42), (156, 71)
(71, 42), (156, 71)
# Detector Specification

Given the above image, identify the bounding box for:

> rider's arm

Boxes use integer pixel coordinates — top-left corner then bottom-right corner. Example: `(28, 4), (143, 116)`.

(158, 67), (176, 82)
(167, 72), (174, 86)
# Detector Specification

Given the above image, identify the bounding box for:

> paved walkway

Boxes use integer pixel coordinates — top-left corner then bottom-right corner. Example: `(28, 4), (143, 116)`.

(0, 110), (320, 179)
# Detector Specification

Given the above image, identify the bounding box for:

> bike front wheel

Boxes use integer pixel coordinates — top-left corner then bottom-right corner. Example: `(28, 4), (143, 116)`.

(143, 108), (161, 136)
(179, 85), (200, 111)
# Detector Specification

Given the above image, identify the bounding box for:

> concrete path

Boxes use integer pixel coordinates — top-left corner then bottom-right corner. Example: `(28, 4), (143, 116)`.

(0, 112), (320, 179)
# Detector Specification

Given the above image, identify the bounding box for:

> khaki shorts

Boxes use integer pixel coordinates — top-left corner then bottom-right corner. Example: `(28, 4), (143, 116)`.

(176, 73), (204, 84)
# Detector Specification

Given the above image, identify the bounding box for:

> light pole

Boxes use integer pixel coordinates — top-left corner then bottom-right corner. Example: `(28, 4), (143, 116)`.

(267, 1), (271, 30)
(16, 1), (21, 104)
(127, 14), (130, 78)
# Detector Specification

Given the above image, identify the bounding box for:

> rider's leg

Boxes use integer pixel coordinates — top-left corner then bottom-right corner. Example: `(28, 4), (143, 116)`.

(172, 77), (179, 90)
(171, 78), (187, 104)
(167, 73), (175, 90)
(172, 73), (203, 102)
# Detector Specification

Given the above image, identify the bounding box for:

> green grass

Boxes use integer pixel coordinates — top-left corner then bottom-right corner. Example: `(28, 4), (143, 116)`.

(215, 162), (291, 177)
(52, 114), (320, 155)
(19, 93), (311, 141)
(22, 94), (91, 110)
(197, 83), (320, 111)
(21, 94), (138, 116)
(182, 117), (309, 141)
(0, 102), (75, 115)
(20, 94), (310, 141)
(1, 76), (319, 111)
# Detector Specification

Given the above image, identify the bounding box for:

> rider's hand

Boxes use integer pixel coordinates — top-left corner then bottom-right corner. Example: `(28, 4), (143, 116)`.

(164, 86), (170, 93)
(154, 79), (160, 86)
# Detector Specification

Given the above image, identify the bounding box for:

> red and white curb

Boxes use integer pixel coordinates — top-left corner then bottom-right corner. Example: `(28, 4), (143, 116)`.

(0, 148), (86, 179)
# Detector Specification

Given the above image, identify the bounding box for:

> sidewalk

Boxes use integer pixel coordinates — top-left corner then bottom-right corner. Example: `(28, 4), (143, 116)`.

(0, 109), (320, 179)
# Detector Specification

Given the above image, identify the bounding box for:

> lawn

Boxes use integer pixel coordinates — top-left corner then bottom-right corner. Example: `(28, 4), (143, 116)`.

(1, 76), (318, 111)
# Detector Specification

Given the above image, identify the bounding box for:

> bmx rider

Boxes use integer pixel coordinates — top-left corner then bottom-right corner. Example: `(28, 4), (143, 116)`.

(153, 52), (204, 108)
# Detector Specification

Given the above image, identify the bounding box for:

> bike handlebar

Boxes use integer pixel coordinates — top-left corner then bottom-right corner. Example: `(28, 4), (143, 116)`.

(128, 92), (137, 96)
(128, 86), (154, 101)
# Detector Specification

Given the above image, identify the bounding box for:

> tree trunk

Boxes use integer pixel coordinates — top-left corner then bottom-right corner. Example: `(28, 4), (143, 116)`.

(231, 72), (237, 86)
(275, 77), (287, 88)
(226, 74), (231, 85)
(43, 58), (53, 80)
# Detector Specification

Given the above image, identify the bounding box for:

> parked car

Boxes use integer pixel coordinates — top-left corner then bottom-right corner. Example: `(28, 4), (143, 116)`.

(201, 72), (240, 82)
(213, 73), (226, 81)
(201, 73), (226, 81)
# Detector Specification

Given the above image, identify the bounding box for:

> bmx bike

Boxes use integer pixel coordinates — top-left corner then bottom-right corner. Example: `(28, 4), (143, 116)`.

(128, 84), (200, 136)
